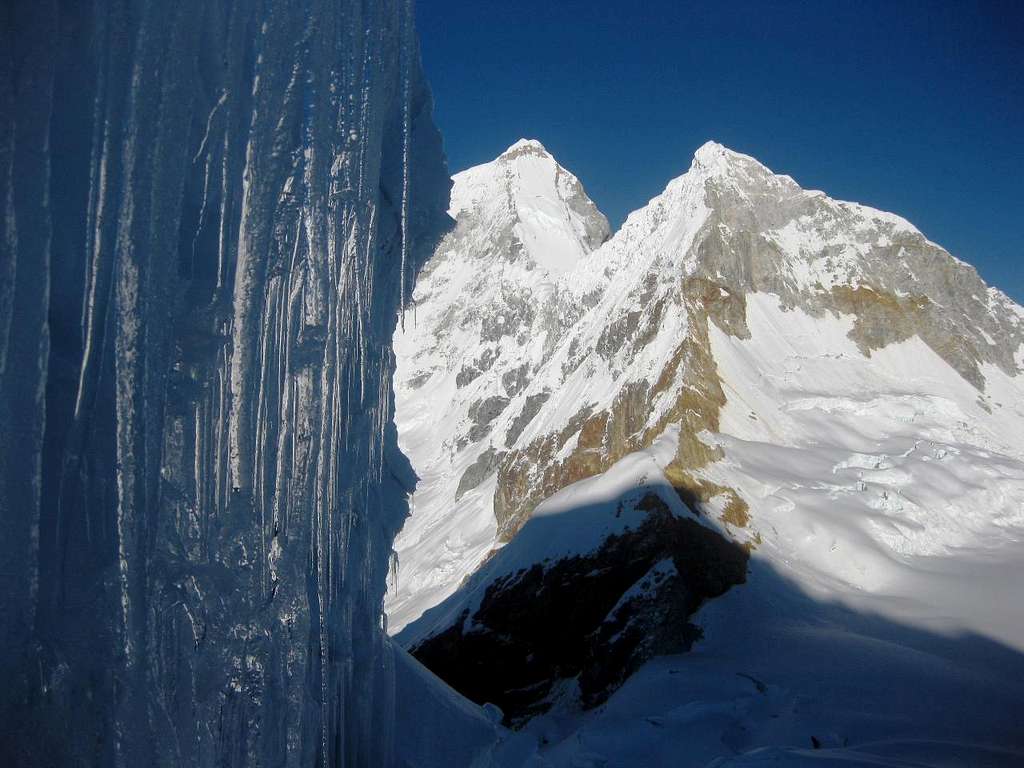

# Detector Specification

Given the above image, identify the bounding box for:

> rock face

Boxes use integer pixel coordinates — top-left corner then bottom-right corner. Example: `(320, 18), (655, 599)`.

(0, 3), (456, 766)
(410, 491), (748, 724)
(390, 140), (1024, 730)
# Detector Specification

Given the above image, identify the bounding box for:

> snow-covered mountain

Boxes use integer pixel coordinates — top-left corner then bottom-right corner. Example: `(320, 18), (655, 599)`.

(386, 139), (609, 632)
(387, 140), (1024, 764)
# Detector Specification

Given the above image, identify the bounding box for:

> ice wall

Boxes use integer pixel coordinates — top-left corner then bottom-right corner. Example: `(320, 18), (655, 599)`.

(0, 1), (450, 765)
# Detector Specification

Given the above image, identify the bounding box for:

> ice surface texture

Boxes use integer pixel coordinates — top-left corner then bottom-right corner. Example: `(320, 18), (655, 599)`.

(0, 1), (451, 765)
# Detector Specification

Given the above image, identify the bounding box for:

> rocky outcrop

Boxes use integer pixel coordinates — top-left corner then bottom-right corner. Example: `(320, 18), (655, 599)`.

(409, 492), (748, 725)
(493, 276), (749, 541)
(456, 447), (503, 501)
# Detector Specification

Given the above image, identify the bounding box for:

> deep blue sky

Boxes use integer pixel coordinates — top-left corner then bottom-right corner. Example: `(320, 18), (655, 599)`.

(417, 0), (1024, 302)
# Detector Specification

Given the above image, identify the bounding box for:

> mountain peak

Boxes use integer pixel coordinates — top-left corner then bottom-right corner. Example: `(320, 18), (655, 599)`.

(693, 139), (728, 158)
(448, 140), (609, 274)
(501, 138), (551, 159)
(690, 140), (768, 178)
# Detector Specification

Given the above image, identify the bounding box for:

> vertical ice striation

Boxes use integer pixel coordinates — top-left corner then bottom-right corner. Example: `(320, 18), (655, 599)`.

(1, 1), (451, 766)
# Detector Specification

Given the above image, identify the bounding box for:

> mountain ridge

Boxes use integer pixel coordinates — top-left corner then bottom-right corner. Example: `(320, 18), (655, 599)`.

(386, 137), (1024, 761)
(388, 138), (1024, 642)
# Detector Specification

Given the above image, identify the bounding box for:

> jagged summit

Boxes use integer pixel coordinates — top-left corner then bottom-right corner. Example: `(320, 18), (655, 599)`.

(690, 140), (786, 185)
(501, 137), (551, 158)
(692, 139), (745, 166)
(448, 140), (609, 272)
(665, 141), (787, 200)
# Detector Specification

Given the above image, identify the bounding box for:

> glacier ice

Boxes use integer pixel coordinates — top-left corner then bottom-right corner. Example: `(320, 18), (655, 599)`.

(0, 1), (457, 765)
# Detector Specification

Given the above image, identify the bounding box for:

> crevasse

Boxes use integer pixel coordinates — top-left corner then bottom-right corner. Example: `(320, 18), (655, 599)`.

(0, 2), (451, 765)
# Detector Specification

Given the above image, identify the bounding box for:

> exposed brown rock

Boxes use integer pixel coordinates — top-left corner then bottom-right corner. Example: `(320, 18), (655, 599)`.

(493, 274), (751, 540)
(410, 492), (749, 725)
(664, 465), (751, 529)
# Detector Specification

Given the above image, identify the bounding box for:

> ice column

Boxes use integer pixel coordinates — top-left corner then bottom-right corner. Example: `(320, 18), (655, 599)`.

(0, 1), (450, 766)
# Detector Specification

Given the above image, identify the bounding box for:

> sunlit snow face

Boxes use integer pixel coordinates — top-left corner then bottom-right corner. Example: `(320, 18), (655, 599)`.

(388, 138), (1024, 654)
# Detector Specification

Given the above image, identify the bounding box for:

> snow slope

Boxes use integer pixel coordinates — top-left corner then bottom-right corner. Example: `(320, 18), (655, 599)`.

(387, 140), (609, 631)
(389, 140), (1024, 765)
(486, 291), (1024, 766)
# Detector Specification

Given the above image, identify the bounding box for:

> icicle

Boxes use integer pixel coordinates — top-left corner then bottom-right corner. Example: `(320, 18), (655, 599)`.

(3, 1), (453, 764)
(388, 548), (400, 597)
(192, 91), (227, 165)
(398, 0), (413, 329)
